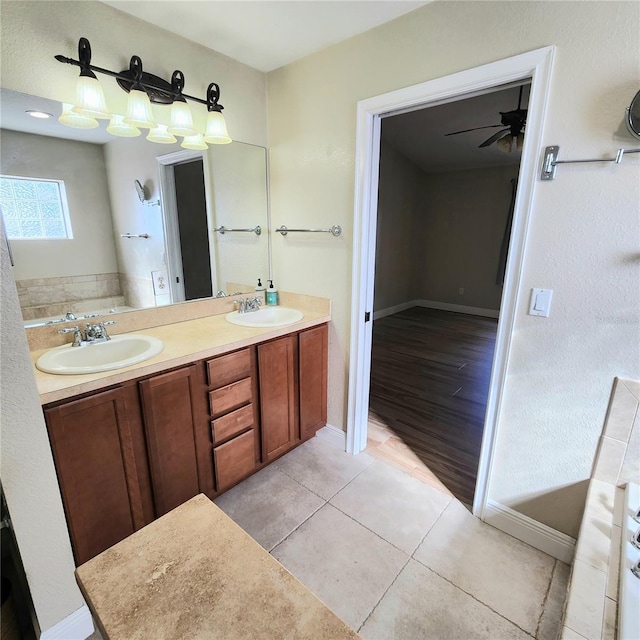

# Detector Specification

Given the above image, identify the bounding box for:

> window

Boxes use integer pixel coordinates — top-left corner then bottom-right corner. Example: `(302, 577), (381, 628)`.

(0, 176), (72, 239)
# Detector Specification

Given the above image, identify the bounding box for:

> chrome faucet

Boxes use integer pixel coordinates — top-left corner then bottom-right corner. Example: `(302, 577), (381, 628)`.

(58, 320), (117, 347)
(234, 296), (263, 314)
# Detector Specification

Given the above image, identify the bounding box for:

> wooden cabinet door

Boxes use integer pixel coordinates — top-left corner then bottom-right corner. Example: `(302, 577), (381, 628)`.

(44, 387), (148, 565)
(299, 324), (328, 440)
(258, 335), (298, 462)
(139, 364), (213, 516)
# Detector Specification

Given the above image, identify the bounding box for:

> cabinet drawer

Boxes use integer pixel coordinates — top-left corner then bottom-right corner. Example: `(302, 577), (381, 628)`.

(209, 378), (252, 418)
(207, 349), (252, 389)
(211, 404), (254, 445)
(214, 429), (256, 491)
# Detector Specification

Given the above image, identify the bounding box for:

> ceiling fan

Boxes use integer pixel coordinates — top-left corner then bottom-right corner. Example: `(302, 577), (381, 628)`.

(445, 85), (527, 151)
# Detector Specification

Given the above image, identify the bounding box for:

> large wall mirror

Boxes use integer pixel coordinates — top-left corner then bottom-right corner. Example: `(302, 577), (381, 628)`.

(0, 89), (270, 327)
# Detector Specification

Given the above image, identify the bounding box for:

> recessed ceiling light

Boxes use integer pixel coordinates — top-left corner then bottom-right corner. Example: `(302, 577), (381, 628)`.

(26, 110), (53, 119)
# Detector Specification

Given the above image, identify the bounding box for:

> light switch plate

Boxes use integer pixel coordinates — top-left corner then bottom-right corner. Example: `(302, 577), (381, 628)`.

(529, 288), (553, 317)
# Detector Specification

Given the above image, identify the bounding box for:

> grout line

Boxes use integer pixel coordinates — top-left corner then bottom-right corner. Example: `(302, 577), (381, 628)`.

(534, 559), (557, 639)
(358, 498), (452, 633)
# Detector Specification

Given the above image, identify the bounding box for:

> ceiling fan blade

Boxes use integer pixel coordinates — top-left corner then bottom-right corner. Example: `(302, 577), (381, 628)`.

(444, 123), (504, 137)
(479, 128), (510, 148)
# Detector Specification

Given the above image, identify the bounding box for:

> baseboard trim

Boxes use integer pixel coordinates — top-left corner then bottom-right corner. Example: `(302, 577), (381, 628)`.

(417, 300), (500, 318)
(315, 424), (347, 451)
(40, 605), (94, 640)
(373, 300), (500, 320)
(484, 500), (575, 564)
(373, 301), (416, 320)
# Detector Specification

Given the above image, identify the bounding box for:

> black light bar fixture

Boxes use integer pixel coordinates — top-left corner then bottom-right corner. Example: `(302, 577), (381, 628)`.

(55, 37), (231, 147)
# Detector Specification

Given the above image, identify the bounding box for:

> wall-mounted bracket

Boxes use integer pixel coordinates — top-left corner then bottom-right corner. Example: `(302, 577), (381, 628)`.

(541, 145), (640, 181)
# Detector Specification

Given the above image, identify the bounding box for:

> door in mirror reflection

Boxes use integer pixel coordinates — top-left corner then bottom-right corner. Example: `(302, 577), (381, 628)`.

(174, 159), (212, 301)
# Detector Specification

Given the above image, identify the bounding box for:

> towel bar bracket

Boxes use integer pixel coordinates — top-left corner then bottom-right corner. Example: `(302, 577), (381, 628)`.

(541, 145), (640, 181)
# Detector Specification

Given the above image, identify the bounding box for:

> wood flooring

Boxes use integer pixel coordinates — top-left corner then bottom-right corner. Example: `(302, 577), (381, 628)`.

(366, 307), (498, 506)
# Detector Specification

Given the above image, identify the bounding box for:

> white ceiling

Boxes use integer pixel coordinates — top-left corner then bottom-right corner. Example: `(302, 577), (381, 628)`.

(100, 1), (430, 73)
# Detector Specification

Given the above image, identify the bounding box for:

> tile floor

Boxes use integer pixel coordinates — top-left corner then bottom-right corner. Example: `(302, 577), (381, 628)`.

(213, 436), (570, 639)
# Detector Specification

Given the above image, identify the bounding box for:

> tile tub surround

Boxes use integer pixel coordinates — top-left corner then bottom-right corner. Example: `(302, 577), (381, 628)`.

(561, 377), (640, 640)
(31, 292), (331, 404)
(16, 272), (123, 321)
(215, 437), (569, 639)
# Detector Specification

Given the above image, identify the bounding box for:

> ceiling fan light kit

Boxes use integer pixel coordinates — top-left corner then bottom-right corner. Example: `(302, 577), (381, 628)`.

(445, 85), (527, 151)
(55, 37), (232, 147)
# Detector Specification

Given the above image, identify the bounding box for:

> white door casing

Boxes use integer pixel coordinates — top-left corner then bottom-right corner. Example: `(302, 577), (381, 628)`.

(157, 149), (217, 303)
(346, 46), (556, 518)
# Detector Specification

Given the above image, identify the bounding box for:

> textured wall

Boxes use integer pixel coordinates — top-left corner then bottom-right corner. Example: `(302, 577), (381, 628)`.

(267, 0), (640, 537)
(0, 226), (85, 633)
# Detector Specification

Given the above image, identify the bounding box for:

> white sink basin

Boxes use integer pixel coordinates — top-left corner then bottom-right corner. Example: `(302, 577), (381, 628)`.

(225, 306), (304, 328)
(36, 335), (164, 375)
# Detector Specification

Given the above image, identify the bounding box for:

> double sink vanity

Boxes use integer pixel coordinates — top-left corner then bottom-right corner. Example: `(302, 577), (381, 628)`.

(30, 292), (330, 567)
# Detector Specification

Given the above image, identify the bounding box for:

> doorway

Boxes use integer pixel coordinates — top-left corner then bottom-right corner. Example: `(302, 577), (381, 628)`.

(347, 47), (555, 517)
(157, 150), (217, 303)
(368, 84), (528, 506)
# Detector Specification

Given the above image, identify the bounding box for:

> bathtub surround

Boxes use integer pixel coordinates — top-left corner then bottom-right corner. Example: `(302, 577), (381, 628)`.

(16, 273), (124, 321)
(561, 377), (640, 640)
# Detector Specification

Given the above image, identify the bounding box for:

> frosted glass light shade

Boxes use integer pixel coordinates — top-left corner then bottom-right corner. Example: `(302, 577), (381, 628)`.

(516, 132), (525, 151)
(73, 76), (110, 119)
(123, 89), (156, 129)
(181, 133), (208, 150)
(168, 101), (196, 136)
(204, 111), (232, 144)
(147, 124), (177, 144)
(107, 114), (141, 137)
(496, 134), (514, 153)
(59, 103), (99, 129)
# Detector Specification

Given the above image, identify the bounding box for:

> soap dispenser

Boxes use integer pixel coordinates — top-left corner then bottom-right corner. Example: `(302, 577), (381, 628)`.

(255, 278), (265, 292)
(266, 280), (279, 306)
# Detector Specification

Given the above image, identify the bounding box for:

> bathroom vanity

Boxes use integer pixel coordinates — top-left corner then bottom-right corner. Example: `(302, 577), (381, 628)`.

(32, 298), (329, 565)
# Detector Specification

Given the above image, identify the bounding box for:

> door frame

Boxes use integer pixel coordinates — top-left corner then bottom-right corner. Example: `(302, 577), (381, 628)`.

(346, 47), (555, 518)
(157, 150), (217, 303)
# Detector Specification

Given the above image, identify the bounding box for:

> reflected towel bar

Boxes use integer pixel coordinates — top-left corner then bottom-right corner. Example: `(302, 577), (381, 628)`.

(276, 225), (342, 237)
(541, 145), (640, 180)
(120, 233), (150, 239)
(214, 225), (261, 236)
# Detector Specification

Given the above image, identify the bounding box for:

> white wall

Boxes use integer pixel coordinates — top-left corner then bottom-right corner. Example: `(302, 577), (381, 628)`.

(0, 1), (267, 634)
(267, 1), (640, 537)
(1, 130), (118, 280)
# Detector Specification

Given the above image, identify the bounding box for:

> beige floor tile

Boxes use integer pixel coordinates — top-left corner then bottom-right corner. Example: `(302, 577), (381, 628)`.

(214, 465), (324, 551)
(271, 503), (408, 631)
(537, 560), (570, 640)
(359, 559), (531, 640)
(563, 559), (607, 640)
(330, 460), (452, 554)
(414, 500), (555, 635)
(273, 436), (374, 500)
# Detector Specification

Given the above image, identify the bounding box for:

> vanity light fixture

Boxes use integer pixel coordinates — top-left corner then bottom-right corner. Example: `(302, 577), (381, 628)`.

(147, 124), (177, 144)
(58, 102), (99, 129)
(107, 114), (141, 138)
(181, 133), (208, 150)
(55, 37), (232, 145)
